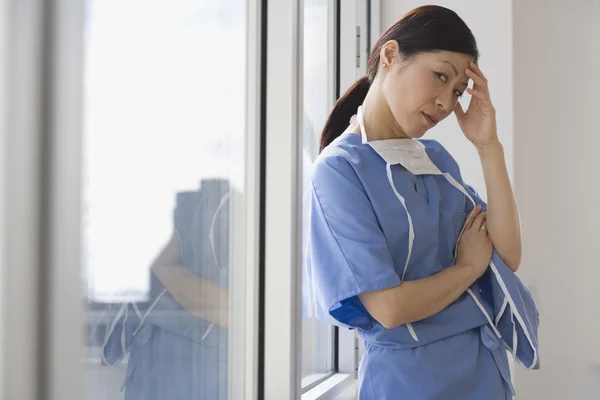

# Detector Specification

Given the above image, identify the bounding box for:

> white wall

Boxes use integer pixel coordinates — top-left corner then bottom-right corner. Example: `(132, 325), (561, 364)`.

(381, 0), (514, 200)
(513, 1), (600, 398)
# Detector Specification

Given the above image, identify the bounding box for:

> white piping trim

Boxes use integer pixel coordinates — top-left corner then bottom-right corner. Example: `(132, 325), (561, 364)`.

(489, 260), (538, 369)
(385, 164), (418, 341)
(130, 191), (229, 343)
(496, 296), (508, 326)
(102, 303), (127, 348)
(504, 341), (532, 369)
(406, 323), (419, 342)
(131, 287), (215, 343)
(467, 288), (501, 338)
(209, 192), (230, 272)
(386, 164), (414, 282)
(357, 106), (368, 145)
(442, 172), (475, 206)
(511, 309), (518, 360)
(442, 172), (476, 252)
(133, 289), (167, 336)
(100, 302), (128, 365)
(206, 192), (229, 342)
(445, 172), (538, 369)
(120, 305), (129, 357)
(132, 302), (143, 320)
(202, 323), (215, 341)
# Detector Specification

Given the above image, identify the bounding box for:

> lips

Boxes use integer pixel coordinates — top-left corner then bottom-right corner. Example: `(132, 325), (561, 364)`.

(422, 112), (439, 128)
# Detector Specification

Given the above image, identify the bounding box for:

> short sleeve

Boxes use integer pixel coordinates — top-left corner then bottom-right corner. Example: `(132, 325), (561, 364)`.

(307, 156), (401, 330)
(465, 183), (488, 212)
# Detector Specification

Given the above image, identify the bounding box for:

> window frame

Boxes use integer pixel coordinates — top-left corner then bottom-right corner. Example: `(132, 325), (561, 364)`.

(1, 0), (52, 398)
(0, 0), (375, 398)
(300, 0), (374, 398)
(263, 0), (372, 398)
(3, 1), (263, 399)
(300, 0), (339, 393)
(262, 0), (304, 397)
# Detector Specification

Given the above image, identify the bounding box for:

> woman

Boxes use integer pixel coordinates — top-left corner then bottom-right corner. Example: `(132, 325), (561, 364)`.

(101, 179), (231, 399)
(305, 6), (539, 399)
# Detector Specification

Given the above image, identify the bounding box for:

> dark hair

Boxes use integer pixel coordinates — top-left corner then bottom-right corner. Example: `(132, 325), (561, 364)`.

(319, 5), (479, 152)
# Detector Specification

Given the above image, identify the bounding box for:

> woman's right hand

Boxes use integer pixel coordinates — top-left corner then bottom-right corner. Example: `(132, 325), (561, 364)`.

(456, 205), (493, 279)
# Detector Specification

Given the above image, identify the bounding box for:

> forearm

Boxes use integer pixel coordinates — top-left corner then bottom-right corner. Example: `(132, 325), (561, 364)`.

(153, 263), (229, 328)
(360, 264), (478, 329)
(477, 142), (522, 271)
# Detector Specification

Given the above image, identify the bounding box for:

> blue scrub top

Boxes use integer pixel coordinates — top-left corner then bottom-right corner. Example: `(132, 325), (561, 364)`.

(306, 132), (539, 399)
(101, 180), (231, 400)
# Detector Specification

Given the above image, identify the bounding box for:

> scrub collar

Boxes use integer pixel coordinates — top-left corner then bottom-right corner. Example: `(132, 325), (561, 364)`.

(356, 105), (444, 176)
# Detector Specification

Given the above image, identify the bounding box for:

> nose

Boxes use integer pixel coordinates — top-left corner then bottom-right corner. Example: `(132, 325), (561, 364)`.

(435, 91), (454, 114)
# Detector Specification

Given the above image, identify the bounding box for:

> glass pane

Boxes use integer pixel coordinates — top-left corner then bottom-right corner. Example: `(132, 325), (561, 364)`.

(301, 0), (335, 386)
(83, 1), (248, 399)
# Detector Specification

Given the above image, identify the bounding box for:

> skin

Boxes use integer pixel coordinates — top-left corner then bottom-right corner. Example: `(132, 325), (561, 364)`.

(355, 46), (472, 140)
(151, 231), (229, 328)
(354, 41), (523, 329)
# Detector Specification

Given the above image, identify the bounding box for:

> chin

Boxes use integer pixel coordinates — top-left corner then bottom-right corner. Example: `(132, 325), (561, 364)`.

(408, 127), (428, 139)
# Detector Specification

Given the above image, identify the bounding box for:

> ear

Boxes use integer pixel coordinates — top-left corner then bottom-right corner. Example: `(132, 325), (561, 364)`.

(379, 40), (400, 67)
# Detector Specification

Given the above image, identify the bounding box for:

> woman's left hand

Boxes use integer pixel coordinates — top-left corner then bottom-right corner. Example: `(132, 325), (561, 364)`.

(454, 62), (500, 148)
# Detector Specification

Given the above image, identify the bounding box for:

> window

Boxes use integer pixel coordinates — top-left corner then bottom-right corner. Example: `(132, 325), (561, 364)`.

(83, 1), (249, 399)
(301, 0), (337, 390)
(2, 0), (370, 397)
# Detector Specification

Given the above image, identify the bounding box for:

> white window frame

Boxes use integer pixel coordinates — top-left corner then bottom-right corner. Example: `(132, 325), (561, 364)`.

(262, 0), (304, 397)
(300, 0), (342, 394)
(1, 1), (49, 398)
(1, 0), (87, 399)
(0, 0), (377, 398)
(263, 0), (372, 399)
(2, 1), (264, 399)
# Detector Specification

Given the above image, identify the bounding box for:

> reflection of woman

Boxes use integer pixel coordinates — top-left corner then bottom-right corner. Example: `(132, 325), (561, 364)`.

(305, 6), (539, 399)
(102, 179), (230, 400)
(149, 230), (228, 325)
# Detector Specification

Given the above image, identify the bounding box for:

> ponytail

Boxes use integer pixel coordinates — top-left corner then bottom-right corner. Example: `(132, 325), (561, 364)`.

(319, 76), (370, 152)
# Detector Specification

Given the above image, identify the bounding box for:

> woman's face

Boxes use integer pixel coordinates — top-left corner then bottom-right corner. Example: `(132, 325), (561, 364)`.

(380, 47), (474, 138)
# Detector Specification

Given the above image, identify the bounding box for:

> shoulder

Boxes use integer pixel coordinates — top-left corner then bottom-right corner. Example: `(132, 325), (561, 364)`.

(310, 134), (367, 191)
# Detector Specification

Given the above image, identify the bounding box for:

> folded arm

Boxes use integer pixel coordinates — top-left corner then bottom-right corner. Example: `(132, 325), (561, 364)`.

(359, 263), (479, 329)
(151, 232), (229, 328)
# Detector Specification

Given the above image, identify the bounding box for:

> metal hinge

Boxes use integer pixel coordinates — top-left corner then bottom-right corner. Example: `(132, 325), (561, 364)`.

(354, 335), (360, 373)
(356, 25), (361, 68)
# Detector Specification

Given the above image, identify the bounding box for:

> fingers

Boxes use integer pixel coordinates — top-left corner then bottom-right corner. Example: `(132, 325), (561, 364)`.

(469, 61), (488, 84)
(466, 87), (487, 100)
(471, 210), (487, 232)
(465, 205), (482, 229)
(466, 68), (488, 92)
(466, 62), (490, 100)
(453, 100), (465, 121)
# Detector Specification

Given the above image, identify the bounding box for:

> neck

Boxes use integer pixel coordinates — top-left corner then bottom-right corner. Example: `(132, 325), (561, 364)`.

(360, 84), (410, 141)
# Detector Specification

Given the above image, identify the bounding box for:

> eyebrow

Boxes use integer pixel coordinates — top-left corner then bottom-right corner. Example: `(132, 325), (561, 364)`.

(441, 60), (469, 88)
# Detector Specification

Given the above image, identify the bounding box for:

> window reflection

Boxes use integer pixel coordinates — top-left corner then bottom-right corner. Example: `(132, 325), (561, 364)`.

(96, 180), (232, 399)
(84, 1), (246, 399)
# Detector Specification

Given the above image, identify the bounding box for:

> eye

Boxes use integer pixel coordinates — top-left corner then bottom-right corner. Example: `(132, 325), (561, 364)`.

(434, 72), (447, 83)
(454, 89), (464, 97)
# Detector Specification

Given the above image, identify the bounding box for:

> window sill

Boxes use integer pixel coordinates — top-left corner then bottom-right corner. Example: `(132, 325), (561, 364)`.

(301, 373), (356, 400)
